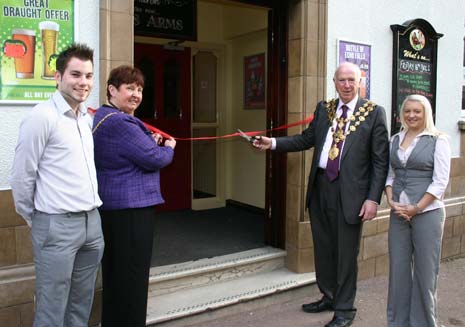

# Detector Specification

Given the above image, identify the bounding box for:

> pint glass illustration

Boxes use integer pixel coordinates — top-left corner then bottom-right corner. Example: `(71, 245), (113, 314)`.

(39, 21), (59, 79)
(12, 29), (36, 79)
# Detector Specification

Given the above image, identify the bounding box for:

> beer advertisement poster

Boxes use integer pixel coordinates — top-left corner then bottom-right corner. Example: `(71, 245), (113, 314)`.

(0, 0), (74, 102)
(337, 39), (371, 100)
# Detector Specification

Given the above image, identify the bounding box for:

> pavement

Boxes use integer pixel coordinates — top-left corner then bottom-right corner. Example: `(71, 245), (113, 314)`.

(182, 257), (465, 327)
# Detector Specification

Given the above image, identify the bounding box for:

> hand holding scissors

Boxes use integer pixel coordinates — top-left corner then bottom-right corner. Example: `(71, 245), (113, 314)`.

(237, 129), (272, 151)
(237, 129), (261, 144)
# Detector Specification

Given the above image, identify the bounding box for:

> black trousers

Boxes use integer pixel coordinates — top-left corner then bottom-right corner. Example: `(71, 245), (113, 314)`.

(100, 206), (155, 327)
(309, 171), (363, 312)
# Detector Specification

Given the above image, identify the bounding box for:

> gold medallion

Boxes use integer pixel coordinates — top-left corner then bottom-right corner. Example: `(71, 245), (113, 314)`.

(329, 146), (339, 160)
(325, 99), (377, 160)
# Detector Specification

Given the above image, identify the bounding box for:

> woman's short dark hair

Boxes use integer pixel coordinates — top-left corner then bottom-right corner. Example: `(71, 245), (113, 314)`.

(106, 65), (145, 100)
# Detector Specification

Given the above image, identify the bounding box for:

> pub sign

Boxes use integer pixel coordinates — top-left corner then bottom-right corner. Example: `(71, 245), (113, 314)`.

(134, 0), (197, 41)
(390, 19), (443, 134)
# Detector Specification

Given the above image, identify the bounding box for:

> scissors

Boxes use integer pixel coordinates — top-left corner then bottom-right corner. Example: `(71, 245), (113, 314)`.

(237, 129), (261, 143)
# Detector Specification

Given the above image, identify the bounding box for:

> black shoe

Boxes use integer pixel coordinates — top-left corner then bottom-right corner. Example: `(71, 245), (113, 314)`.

(324, 315), (354, 327)
(301, 298), (334, 313)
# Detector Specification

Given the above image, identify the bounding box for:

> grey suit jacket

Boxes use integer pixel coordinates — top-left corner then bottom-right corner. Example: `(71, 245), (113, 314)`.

(276, 98), (389, 224)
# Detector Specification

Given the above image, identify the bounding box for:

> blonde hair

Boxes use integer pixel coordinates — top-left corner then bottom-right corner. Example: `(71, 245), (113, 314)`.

(399, 94), (443, 136)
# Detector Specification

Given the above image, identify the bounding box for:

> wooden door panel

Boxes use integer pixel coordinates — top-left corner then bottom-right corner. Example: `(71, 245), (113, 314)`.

(134, 43), (191, 211)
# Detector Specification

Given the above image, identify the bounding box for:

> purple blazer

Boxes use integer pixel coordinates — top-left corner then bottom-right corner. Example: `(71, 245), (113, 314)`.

(93, 105), (174, 210)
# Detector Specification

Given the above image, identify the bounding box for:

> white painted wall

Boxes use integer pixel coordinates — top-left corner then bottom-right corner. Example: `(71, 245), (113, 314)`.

(327, 0), (465, 157)
(0, 0), (100, 190)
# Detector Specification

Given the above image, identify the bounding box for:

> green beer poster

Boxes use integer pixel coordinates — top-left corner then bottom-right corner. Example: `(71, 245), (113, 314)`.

(0, 0), (74, 102)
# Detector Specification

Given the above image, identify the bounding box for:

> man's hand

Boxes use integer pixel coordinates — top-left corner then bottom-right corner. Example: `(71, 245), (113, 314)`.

(252, 136), (272, 151)
(359, 200), (378, 221)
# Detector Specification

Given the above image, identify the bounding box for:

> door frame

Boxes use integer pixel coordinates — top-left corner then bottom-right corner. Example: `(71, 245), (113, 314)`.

(190, 46), (227, 211)
(264, 0), (288, 248)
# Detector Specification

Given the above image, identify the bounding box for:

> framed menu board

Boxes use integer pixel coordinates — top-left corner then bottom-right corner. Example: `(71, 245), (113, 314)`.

(390, 19), (443, 134)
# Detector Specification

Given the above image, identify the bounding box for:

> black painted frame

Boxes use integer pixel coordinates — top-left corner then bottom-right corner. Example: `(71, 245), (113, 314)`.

(390, 19), (443, 134)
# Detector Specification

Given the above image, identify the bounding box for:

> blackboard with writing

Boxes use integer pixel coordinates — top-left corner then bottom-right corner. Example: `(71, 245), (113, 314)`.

(391, 19), (442, 134)
(134, 0), (197, 40)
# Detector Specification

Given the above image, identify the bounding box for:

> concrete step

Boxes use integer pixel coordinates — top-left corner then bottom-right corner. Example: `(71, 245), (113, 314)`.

(148, 246), (286, 296)
(145, 247), (316, 325)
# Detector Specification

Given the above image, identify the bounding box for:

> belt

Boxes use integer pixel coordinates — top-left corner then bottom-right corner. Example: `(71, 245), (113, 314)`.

(34, 208), (97, 219)
(64, 210), (96, 218)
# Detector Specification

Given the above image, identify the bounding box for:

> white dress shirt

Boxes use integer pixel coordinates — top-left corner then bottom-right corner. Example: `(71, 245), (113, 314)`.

(318, 96), (358, 169)
(385, 130), (451, 212)
(271, 96), (359, 158)
(10, 91), (102, 226)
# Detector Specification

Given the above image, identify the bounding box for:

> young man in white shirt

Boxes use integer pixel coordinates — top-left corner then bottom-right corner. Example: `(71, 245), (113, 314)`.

(10, 43), (104, 327)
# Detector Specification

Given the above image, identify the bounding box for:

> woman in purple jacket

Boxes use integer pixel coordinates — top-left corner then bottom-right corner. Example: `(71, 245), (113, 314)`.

(93, 65), (176, 327)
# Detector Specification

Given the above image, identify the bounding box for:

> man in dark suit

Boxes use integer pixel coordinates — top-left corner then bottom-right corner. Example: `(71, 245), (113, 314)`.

(253, 62), (389, 327)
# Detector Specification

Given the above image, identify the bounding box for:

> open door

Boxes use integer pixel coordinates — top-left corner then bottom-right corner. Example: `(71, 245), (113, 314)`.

(134, 43), (191, 211)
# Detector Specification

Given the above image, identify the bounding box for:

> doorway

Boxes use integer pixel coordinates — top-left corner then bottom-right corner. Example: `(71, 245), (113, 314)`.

(133, 0), (288, 267)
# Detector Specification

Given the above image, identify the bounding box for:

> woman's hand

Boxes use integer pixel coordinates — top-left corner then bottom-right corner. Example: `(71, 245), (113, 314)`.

(164, 138), (176, 149)
(387, 198), (402, 211)
(394, 204), (420, 222)
(152, 133), (163, 145)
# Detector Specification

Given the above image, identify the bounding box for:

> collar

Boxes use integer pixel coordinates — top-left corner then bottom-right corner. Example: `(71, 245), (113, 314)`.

(337, 95), (359, 112)
(399, 129), (435, 139)
(52, 90), (87, 116)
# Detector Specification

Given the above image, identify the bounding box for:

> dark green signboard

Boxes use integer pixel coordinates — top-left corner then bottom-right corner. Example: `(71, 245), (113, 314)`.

(134, 0), (197, 41)
(390, 19), (443, 134)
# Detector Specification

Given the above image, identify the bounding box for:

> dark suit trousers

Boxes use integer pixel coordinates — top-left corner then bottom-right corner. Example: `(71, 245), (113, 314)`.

(100, 206), (155, 327)
(309, 170), (363, 312)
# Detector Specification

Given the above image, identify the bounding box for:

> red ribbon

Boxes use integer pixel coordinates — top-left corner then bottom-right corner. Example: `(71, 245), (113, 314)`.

(88, 108), (314, 141)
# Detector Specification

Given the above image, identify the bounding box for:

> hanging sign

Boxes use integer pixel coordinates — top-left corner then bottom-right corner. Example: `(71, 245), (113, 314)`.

(134, 0), (197, 41)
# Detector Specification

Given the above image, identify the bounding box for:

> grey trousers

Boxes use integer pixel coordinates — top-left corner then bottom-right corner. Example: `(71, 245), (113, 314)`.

(387, 207), (445, 327)
(31, 209), (104, 327)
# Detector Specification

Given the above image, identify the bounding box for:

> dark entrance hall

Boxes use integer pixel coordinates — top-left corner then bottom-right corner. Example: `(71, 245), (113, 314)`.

(151, 203), (265, 267)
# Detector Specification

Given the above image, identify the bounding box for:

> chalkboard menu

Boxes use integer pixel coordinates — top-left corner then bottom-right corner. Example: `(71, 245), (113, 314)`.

(390, 19), (443, 134)
(134, 0), (197, 40)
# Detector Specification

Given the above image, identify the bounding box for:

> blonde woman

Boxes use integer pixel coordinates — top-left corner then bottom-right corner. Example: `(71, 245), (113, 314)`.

(385, 94), (451, 327)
